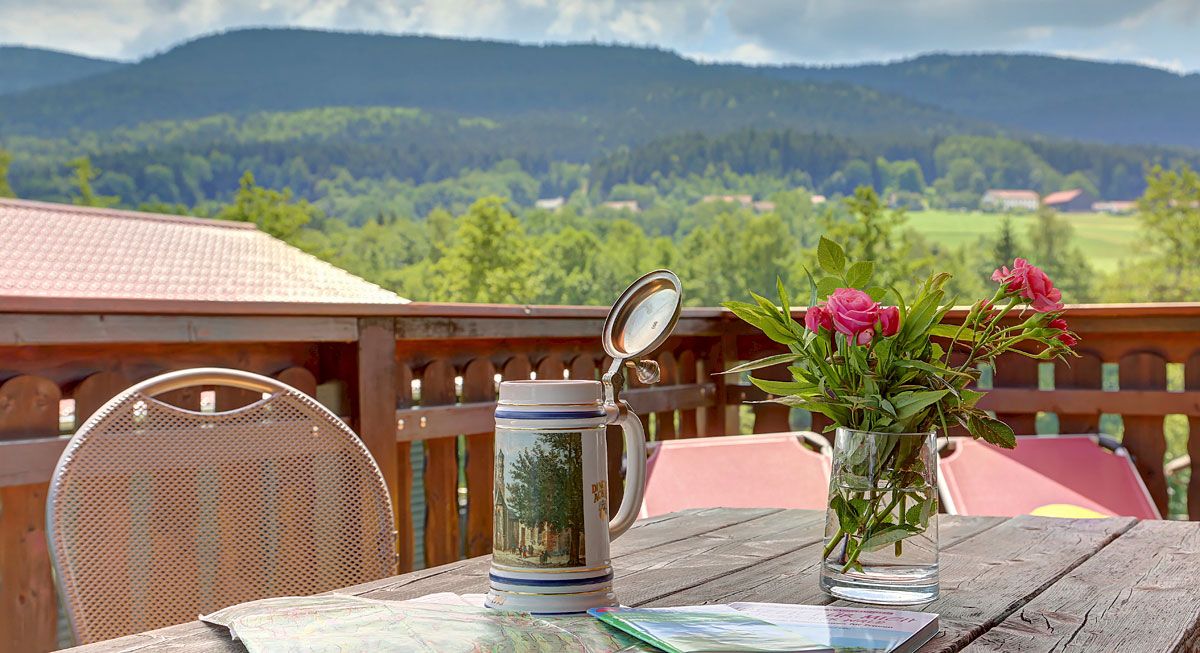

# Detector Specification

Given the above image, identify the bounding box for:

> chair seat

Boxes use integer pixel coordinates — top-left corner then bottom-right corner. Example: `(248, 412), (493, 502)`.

(640, 433), (831, 518)
(938, 436), (1160, 520)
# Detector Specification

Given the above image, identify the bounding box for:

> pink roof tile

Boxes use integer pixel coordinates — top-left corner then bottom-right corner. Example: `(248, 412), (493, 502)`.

(0, 198), (407, 304)
(1043, 189), (1083, 205)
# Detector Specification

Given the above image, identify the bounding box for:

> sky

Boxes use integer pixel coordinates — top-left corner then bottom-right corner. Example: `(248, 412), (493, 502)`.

(1, 0), (1199, 73)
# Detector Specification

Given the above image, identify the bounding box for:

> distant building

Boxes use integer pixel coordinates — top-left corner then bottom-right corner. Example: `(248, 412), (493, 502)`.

(810, 195), (827, 205)
(700, 194), (753, 207)
(1043, 189), (1095, 212)
(601, 200), (640, 212)
(981, 190), (1039, 212)
(535, 197), (565, 211)
(1092, 201), (1137, 214)
(752, 201), (775, 212)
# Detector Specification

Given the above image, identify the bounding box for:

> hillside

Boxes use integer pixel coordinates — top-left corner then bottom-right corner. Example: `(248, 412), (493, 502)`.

(0, 46), (124, 95)
(0, 28), (983, 149)
(768, 53), (1200, 149)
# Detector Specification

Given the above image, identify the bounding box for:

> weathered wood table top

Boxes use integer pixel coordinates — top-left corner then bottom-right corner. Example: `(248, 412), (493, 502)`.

(63, 508), (1200, 652)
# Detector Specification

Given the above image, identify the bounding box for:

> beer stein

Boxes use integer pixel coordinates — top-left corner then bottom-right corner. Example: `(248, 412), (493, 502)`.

(486, 270), (682, 614)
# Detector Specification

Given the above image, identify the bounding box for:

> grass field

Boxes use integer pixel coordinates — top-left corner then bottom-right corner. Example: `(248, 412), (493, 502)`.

(906, 210), (1141, 273)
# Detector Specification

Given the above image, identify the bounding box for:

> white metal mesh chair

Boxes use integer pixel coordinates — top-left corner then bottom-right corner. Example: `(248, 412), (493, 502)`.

(46, 368), (397, 645)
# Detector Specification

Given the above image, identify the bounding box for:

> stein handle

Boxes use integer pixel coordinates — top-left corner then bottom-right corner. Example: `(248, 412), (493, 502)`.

(608, 401), (646, 540)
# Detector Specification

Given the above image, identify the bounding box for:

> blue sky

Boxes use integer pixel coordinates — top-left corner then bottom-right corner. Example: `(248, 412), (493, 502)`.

(2, 0), (1198, 72)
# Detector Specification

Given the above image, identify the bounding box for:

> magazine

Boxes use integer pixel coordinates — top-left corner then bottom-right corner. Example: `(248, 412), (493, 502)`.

(590, 605), (835, 652)
(589, 603), (938, 653)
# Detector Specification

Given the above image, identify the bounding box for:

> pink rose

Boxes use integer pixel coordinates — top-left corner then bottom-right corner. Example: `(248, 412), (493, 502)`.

(1047, 317), (1077, 347)
(879, 306), (900, 337)
(826, 288), (881, 345)
(992, 258), (1065, 313)
(804, 304), (832, 333)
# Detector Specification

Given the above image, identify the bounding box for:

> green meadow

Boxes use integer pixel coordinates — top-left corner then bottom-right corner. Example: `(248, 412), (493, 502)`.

(907, 210), (1142, 273)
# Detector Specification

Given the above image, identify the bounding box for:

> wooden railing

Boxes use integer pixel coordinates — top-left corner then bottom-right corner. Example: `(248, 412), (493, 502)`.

(1, 299), (1199, 651)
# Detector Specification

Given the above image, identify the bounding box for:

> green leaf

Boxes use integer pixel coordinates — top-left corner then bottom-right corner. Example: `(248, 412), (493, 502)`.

(804, 266), (819, 308)
(845, 261), (874, 289)
(749, 376), (817, 396)
(865, 286), (888, 302)
(777, 277), (791, 317)
(861, 525), (921, 552)
(891, 389), (950, 420)
(722, 353), (806, 375)
(817, 236), (845, 275)
(894, 359), (975, 379)
(816, 276), (841, 300)
(970, 414), (1017, 449)
(929, 323), (979, 342)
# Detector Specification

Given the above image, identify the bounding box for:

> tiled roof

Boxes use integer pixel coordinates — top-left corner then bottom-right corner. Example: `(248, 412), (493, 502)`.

(983, 190), (1039, 200)
(1043, 189), (1083, 205)
(0, 198), (408, 304)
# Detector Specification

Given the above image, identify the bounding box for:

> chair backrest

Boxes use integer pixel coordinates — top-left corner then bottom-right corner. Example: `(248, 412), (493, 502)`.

(938, 436), (1160, 519)
(639, 432), (832, 519)
(47, 368), (397, 644)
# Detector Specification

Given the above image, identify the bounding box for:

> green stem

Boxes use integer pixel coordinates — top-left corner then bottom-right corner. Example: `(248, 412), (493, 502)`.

(822, 527), (846, 560)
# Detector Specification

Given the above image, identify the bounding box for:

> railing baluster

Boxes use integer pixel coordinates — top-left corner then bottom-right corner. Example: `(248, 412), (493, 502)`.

(601, 356), (625, 511)
(654, 351), (678, 441)
(677, 350), (699, 438)
(1186, 350), (1200, 520)
(420, 360), (459, 567)
(73, 371), (130, 426)
(462, 358), (496, 558)
(1055, 350), (1103, 433)
(395, 363), (415, 572)
(0, 375), (61, 652)
(1120, 350), (1169, 516)
(752, 361), (792, 434)
(992, 354), (1040, 435)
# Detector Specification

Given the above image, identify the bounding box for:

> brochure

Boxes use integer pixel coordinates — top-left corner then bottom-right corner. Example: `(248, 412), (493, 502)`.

(589, 605), (835, 652)
(589, 603), (938, 653)
(731, 603), (938, 653)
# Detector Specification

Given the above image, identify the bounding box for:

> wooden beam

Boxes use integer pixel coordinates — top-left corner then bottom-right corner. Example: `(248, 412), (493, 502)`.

(393, 384), (716, 442)
(0, 314), (357, 345)
(0, 437), (70, 487)
(735, 385), (1200, 418)
(354, 317), (399, 563)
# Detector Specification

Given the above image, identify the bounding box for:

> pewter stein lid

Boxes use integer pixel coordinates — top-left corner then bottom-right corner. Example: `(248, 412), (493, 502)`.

(601, 270), (682, 402)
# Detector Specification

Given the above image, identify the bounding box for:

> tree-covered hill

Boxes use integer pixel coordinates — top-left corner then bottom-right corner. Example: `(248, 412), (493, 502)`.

(767, 53), (1200, 149)
(0, 28), (983, 147)
(0, 46), (125, 96)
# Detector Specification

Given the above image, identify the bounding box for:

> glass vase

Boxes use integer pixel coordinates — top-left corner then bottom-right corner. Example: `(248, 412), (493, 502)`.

(819, 427), (939, 605)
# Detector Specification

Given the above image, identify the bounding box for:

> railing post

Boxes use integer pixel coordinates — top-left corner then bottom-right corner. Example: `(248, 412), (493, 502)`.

(704, 333), (740, 437)
(355, 317), (399, 563)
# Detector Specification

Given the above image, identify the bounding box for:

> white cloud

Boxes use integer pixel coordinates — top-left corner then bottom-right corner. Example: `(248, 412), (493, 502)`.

(0, 0), (1197, 71)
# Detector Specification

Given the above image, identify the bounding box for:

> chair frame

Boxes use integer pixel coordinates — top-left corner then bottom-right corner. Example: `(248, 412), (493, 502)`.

(46, 367), (397, 644)
(937, 433), (1159, 518)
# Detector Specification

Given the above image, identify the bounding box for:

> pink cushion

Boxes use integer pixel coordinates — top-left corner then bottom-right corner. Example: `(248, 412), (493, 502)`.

(640, 434), (831, 518)
(939, 437), (1159, 519)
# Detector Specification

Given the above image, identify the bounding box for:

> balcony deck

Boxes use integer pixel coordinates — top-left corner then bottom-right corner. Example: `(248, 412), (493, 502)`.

(2, 300), (1199, 651)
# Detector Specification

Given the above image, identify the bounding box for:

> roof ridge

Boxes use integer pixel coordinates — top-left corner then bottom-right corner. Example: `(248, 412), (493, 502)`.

(0, 197), (258, 230)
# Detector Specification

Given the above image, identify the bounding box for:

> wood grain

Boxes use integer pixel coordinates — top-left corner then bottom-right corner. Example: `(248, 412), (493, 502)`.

(967, 520), (1200, 652)
(1120, 350), (1169, 516)
(1187, 349), (1200, 520)
(0, 376), (61, 653)
(1053, 350), (1103, 433)
(353, 317), (399, 564)
(395, 363), (415, 573)
(420, 360), (459, 568)
(461, 358), (496, 558)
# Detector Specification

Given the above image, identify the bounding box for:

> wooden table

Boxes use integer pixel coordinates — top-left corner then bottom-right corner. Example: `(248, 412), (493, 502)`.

(63, 508), (1200, 652)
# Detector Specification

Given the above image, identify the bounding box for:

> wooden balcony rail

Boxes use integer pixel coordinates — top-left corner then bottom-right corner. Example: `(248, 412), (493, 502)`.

(1, 299), (1199, 651)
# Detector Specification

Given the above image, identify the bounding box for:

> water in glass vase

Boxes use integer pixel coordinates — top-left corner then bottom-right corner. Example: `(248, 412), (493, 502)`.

(819, 428), (939, 605)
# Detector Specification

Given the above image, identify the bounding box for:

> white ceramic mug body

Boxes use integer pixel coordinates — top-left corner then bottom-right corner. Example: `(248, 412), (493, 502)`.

(486, 379), (639, 614)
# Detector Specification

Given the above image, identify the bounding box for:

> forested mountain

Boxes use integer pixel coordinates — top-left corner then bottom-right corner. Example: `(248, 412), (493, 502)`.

(0, 46), (124, 95)
(768, 54), (1200, 149)
(0, 28), (984, 145)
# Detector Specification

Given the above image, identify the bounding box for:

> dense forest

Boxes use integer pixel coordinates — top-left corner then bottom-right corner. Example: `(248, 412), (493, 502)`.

(2, 29), (1200, 310)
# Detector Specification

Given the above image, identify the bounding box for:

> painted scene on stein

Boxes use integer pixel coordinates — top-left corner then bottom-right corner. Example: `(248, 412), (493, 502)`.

(493, 431), (587, 568)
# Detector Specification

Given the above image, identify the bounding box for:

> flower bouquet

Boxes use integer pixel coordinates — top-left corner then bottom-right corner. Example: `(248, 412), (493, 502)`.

(723, 237), (1079, 604)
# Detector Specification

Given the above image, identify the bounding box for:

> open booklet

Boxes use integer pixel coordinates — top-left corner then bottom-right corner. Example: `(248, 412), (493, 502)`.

(201, 593), (936, 653)
(591, 603), (938, 653)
